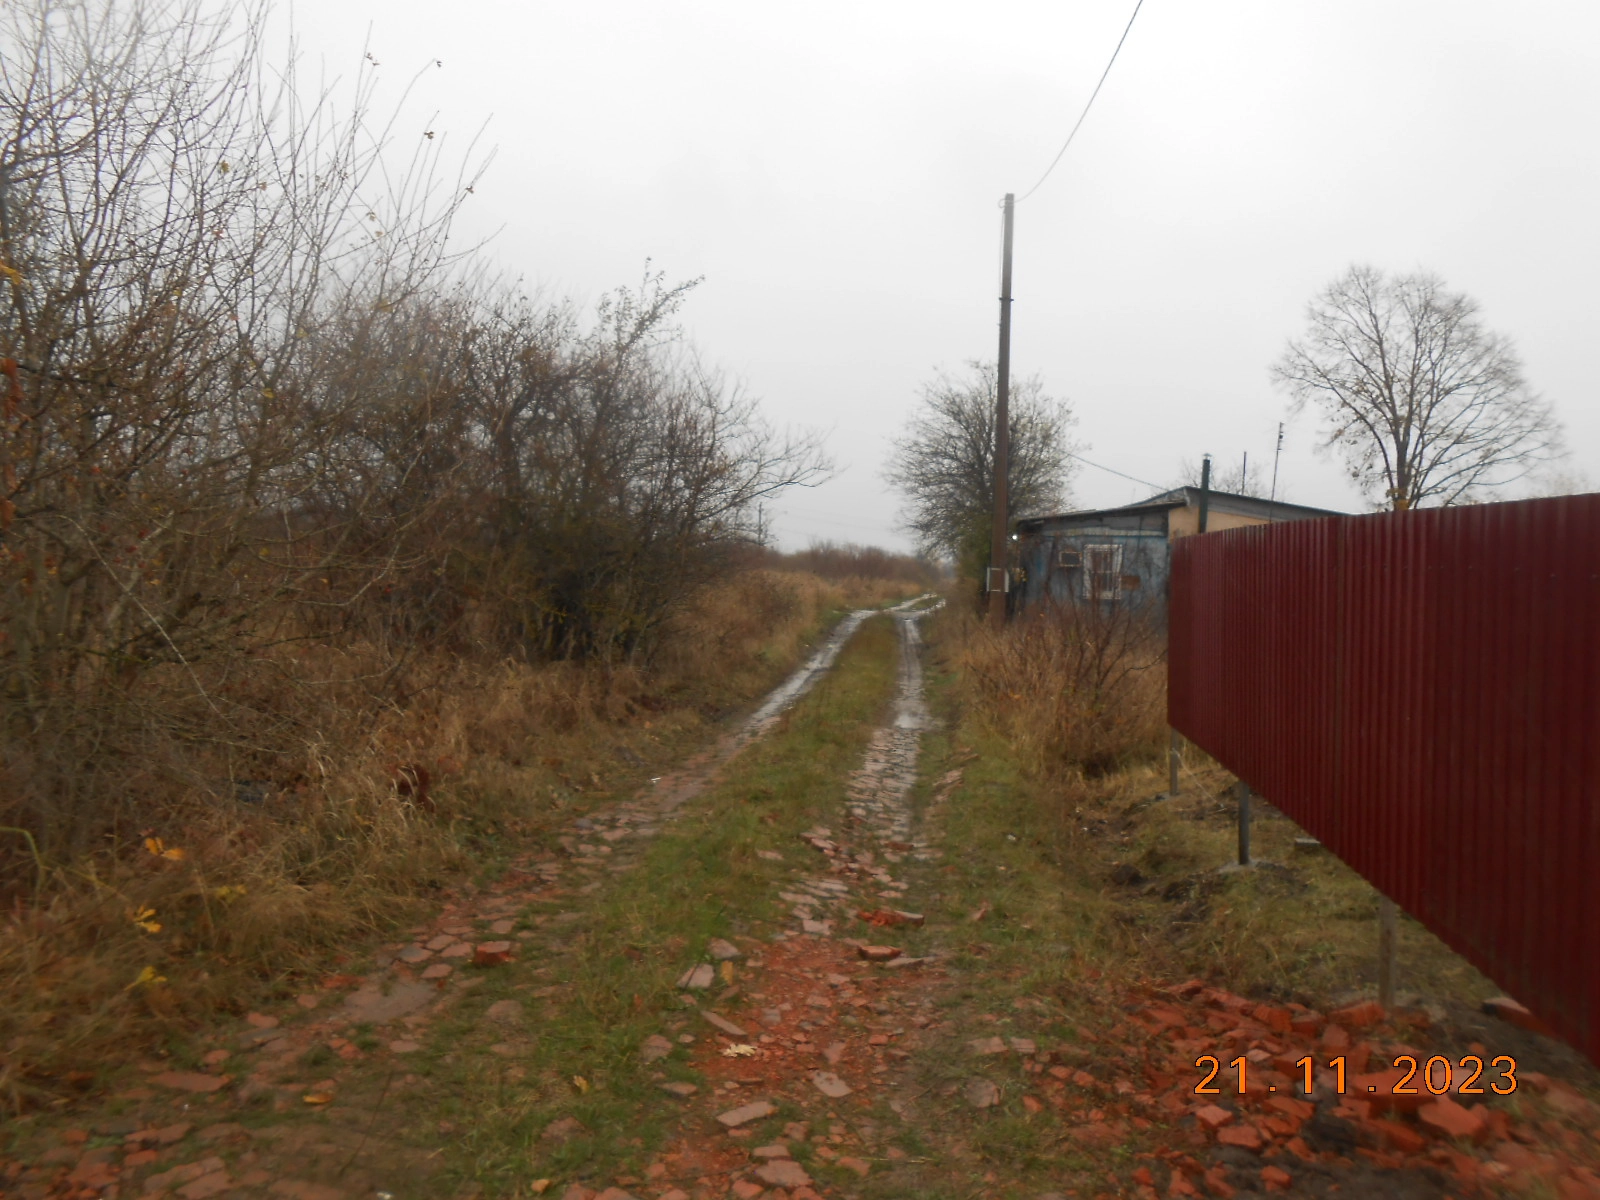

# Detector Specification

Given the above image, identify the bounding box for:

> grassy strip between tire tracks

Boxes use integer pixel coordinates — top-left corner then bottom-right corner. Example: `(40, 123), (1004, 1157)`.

(410, 612), (905, 1196)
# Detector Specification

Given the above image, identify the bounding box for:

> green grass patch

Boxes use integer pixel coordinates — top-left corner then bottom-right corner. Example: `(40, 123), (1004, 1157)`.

(392, 613), (905, 1198)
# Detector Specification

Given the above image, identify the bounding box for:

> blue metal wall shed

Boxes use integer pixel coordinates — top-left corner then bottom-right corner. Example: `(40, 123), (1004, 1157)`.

(1013, 488), (1343, 614)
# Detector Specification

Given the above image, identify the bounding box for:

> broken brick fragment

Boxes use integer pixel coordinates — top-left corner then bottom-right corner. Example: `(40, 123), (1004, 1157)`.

(1266, 1096), (1313, 1121)
(1253, 1005), (1292, 1033)
(1259, 1164), (1292, 1192)
(857, 944), (900, 962)
(1168, 1169), (1201, 1196)
(716, 1100), (776, 1128)
(1329, 1000), (1385, 1029)
(1418, 1097), (1488, 1144)
(1288, 1009), (1323, 1036)
(855, 908), (922, 927)
(472, 941), (514, 966)
(1215, 1123), (1262, 1151)
(1368, 1117), (1427, 1154)
(756, 1158), (815, 1187)
(1353, 1068), (1429, 1114)
(1284, 1136), (1315, 1161)
(1481, 996), (1553, 1036)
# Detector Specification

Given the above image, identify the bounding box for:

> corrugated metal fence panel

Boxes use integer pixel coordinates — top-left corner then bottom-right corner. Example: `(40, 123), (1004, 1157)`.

(1169, 494), (1600, 1066)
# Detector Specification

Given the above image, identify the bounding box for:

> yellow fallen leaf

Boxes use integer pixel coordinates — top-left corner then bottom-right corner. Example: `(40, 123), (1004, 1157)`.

(571, 1075), (589, 1093)
(142, 837), (186, 861)
(720, 1044), (758, 1058)
(302, 1092), (334, 1105)
(131, 906), (162, 934)
(530, 1181), (551, 1195)
(719, 961), (735, 984)
(126, 965), (167, 990)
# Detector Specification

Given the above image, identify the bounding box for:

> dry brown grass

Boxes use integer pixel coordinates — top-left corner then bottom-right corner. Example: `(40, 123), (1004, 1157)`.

(936, 598), (1591, 1084)
(0, 568), (916, 1113)
(952, 597), (1168, 779)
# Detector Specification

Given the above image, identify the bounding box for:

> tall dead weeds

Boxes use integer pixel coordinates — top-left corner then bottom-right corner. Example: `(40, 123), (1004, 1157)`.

(0, 568), (910, 1113)
(953, 598), (1167, 780)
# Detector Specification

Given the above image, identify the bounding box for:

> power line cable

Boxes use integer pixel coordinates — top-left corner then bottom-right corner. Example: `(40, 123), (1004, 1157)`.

(1066, 450), (1166, 492)
(1017, 0), (1147, 202)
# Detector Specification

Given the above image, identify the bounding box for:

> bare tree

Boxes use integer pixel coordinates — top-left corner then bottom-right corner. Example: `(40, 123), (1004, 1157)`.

(885, 361), (1077, 579)
(1272, 266), (1561, 510)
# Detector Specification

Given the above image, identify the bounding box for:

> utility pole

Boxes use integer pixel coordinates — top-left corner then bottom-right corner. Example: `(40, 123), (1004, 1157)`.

(987, 193), (1015, 631)
(1197, 453), (1212, 533)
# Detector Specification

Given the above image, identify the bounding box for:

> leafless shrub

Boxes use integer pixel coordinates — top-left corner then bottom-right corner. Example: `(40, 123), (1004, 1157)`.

(956, 596), (1166, 778)
(440, 275), (829, 662)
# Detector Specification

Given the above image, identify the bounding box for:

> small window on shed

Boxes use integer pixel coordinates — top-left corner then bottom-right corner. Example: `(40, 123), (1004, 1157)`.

(1057, 546), (1081, 569)
(1081, 544), (1123, 601)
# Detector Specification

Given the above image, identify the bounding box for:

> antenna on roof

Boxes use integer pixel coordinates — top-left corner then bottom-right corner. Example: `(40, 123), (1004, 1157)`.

(1270, 422), (1284, 503)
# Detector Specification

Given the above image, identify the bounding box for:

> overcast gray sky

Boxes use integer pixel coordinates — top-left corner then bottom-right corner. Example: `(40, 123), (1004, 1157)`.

(283, 0), (1599, 551)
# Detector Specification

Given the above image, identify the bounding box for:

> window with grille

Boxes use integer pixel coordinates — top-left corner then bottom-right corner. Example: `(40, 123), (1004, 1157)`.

(1081, 544), (1123, 601)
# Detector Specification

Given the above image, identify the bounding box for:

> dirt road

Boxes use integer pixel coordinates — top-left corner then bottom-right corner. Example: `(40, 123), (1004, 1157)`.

(5, 604), (1600, 1200)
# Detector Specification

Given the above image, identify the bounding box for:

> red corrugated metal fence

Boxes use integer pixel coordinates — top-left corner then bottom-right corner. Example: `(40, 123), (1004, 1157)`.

(1169, 494), (1600, 1065)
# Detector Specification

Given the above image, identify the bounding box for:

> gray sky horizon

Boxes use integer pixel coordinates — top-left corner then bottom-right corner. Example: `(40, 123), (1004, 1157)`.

(282, 0), (1599, 553)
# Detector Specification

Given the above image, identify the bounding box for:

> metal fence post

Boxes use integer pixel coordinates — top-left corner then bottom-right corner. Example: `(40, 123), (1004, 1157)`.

(1168, 728), (1182, 796)
(1378, 897), (1398, 1009)
(1237, 781), (1251, 866)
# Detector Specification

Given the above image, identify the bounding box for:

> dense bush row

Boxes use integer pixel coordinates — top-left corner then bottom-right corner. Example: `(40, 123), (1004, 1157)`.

(0, 0), (824, 865)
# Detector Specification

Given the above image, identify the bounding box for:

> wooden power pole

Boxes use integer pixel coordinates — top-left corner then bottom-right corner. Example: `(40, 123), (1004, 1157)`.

(987, 193), (1016, 631)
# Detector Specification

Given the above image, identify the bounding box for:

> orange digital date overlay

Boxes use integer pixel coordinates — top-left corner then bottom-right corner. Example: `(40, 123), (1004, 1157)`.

(1193, 1054), (1518, 1097)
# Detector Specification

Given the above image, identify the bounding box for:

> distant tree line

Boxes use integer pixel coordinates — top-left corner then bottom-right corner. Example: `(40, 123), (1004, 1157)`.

(748, 541), (940, 586)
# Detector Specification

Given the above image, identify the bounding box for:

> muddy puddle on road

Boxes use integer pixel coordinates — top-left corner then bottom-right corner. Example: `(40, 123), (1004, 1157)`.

(648, 595), (936, 816)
